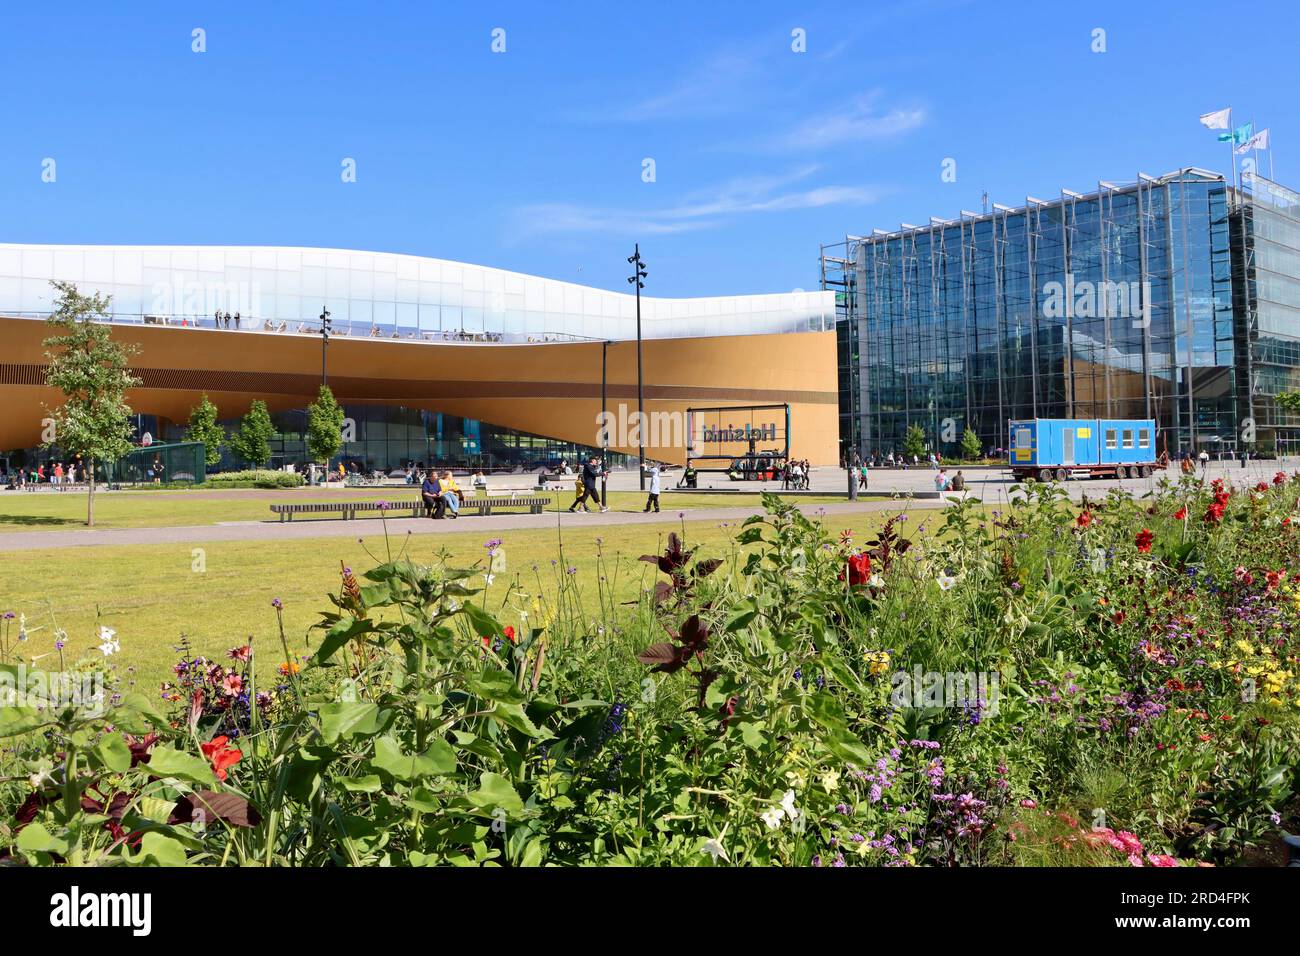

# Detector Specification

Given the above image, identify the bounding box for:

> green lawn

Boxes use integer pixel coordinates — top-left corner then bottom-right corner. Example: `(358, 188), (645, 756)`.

(0, 488), (843, 533)
(0, 506), (936, 689)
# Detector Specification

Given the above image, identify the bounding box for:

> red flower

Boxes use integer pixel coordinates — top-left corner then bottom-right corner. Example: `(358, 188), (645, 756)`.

(1135, 529), (1154, 553)
(1174, 506), (1187, 521)
(227, 645), (251, 662)
(1254, 482), (1269, 493)
(1274, 471), (1287, 486)
(200, 736), (242, 782)
(1076, 511), (1094, 528)
(1266, 570), (1284, 592)
(839, 552), (872, 586)
(1204, 501), (1225, 525)
(504, 625), (517, 644)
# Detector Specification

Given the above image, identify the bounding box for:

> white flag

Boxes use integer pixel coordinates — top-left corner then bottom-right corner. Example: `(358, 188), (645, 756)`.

(1236, 128), (1270, 154)
(1199, 108), (1231, 130)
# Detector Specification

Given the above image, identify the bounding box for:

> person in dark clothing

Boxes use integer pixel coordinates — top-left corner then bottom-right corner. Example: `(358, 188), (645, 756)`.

(421, 472), (445, 518)
(569, 456), (607, 512)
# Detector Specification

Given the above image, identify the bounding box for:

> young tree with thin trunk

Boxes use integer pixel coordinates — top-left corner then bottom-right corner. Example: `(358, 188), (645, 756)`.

(228, 400), (275, 468)
(187, 394), (226, 470)
(306, 385), (344, 468)
(41, 281), (140, 527)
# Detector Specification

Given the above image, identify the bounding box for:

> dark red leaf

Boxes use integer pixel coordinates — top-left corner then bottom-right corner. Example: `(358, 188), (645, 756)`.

(169, 790), (262, 828)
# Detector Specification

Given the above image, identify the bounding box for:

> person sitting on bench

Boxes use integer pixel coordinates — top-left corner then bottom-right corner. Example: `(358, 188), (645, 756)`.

(440, 470), (463, 518)
(421, 471), (446, 519)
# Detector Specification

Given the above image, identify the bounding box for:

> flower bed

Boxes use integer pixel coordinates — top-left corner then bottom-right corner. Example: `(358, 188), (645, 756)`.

(1, 474), (1298, 866)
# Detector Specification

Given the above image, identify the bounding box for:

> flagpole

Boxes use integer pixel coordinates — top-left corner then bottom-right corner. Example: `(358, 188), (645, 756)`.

(1228, 110), (1239, 194)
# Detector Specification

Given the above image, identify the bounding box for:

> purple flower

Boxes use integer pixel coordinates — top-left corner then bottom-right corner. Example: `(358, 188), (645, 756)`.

(2, 611), (13, 620)
(271, 598), (283, 610)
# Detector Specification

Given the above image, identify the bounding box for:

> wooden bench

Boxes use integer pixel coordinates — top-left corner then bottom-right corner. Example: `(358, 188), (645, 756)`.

(270, 495), (552, 522)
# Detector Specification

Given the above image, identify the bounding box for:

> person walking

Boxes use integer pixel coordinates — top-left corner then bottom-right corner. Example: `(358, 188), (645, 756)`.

(643, 463), (662, 513)
(569, 455), (606, 513)
(53, 462), (64, 488)
(858, 461), (869, 491)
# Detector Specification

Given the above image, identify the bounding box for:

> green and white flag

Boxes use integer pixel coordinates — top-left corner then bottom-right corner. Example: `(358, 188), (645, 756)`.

(1218, 123), (1253, 145)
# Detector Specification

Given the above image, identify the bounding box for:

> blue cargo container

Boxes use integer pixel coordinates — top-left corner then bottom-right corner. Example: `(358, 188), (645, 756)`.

(1008, 418), (1157, 480)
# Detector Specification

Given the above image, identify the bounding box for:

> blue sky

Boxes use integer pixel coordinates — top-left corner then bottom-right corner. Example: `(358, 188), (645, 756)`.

(0, 0), (1294, 297)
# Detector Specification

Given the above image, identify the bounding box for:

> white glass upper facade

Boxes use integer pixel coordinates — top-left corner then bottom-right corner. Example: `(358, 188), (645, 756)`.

(0, 244), (832, 342)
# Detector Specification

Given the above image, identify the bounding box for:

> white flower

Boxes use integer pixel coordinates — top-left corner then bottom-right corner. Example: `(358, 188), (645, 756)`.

(701, 825), (730, 863)
(937, 574), (958, 591)
(821, 770), (841, 791)
(760, 807), (785, 830)
(867, 573), (885, 588)
(29, 767), (54, 788)
(780, 789), (801, 823)
(483, 574), (495, 586)
(97, 626), (120, 657)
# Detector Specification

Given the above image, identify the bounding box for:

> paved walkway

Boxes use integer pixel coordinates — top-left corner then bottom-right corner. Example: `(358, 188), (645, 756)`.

(1, 459), (1288, 553)
(0, 497), (952, 552)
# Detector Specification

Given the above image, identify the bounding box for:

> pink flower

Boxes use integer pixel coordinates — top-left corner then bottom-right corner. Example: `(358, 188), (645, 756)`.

(1112, 831), (1144, 855)
(1019, 798), (1037, 809)
(221, 673), (244, 697)
(1147, 853), (1179, 867)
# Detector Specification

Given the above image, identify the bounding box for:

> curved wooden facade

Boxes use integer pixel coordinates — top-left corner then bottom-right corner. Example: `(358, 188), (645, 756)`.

(0, 317), (839, 465)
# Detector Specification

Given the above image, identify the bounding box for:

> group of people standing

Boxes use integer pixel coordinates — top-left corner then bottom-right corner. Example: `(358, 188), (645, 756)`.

(781, 459), (811, 490)
(8, 462), (79, 489)
(214, 311), (242, 329)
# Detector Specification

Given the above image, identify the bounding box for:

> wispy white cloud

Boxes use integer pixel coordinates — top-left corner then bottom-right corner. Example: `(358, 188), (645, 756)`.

(510, 167), (881, 239)
(768, 92), (927, 151)
(568, 48), (765, 123)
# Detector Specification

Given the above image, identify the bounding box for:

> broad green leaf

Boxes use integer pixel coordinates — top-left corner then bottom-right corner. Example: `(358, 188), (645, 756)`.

(94, 733), (132, 773)
(145, 745), (217, 786)
(16, 823), (74, 856)
(467, 772), (524, 814)
(372, 735), (457, 781)
(318, 701), (391, 744)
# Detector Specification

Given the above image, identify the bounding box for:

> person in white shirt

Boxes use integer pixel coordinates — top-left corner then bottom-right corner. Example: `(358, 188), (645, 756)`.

(643, 463), (662, 513)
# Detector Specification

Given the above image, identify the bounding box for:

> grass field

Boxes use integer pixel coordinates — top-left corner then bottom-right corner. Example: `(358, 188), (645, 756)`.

(0, 488), (843, 533)
(0, 503), (940, 688)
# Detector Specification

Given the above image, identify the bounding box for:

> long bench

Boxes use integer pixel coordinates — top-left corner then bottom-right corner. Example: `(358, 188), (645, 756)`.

(270, 495), (552, 522)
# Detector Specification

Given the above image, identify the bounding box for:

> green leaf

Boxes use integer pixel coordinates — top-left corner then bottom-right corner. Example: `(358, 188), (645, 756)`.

(490, 702), (549, 739)
(145, 745), (217, 785)
(112, 692), (167, 734)
(16, 823), (74, 856)
(470, 669), (526, 704)
(94, 734), (132, 773)
(372, 736), (457, 781)
(468, 772), (524, 814)
(125, 832), (189, 867)
(315, 617), (374, 663)
(341, 775), (384, 793)
(0, 705), (49, 738)
(318, 701), (391, 744)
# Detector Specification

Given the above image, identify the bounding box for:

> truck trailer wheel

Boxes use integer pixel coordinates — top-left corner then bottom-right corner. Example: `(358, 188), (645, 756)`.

(1141, 465), (1152, 478)
(1116, 465), (1128, 479)
(1055, 468), (1067, 481)
(1038, 468), (1051, 482)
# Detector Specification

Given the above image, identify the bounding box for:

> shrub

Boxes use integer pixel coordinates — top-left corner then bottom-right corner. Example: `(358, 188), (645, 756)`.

(207, 470), (303, 489)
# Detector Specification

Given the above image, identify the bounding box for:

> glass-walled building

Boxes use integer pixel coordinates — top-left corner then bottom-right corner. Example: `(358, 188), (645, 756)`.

(822, 168), (1300, 458)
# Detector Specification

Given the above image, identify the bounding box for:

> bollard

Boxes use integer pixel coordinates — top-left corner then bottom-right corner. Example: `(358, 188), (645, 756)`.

(848, 465), (858, 501)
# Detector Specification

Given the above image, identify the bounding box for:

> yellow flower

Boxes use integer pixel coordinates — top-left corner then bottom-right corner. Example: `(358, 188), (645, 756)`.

(865, 650), (891, 676)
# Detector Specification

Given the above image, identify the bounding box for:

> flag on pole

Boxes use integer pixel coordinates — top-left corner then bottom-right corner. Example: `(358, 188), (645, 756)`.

(1199, 108), (1232, 130)
(1218, 123), (1253, 145)
(1236, 128), (1270, 154)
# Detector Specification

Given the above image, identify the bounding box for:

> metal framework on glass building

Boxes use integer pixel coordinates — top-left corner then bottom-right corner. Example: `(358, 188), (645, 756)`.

(821, 167), (1300, 460)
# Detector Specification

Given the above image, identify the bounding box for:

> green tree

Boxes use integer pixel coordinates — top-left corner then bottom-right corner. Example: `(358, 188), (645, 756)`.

(960, 427), (982, 461)
(228, 400), (275, 468)
(902, 423), (927, 460)
(1276, 392), (1300, 414)
(187, 394), (226, 470)
(42, 281), (140, 527)
(306, 385), (344, 466)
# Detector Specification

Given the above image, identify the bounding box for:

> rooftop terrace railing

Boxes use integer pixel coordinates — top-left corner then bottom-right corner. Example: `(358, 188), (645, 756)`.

(0, 311), (603, 344)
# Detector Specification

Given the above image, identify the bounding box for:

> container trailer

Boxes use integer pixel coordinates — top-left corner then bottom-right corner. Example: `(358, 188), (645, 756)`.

(1008, 418), (1158, 481)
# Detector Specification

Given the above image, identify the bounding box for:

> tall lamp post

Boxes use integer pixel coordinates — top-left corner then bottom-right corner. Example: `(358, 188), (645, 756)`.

(628, 245), (647, 490)
(601, 340), (611, 504)
(320, 306), (332, 386)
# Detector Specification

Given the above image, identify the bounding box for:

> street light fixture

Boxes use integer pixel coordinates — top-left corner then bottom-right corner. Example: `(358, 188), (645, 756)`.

(628, 244), (647, 490)
(320, 306), (332, 386)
